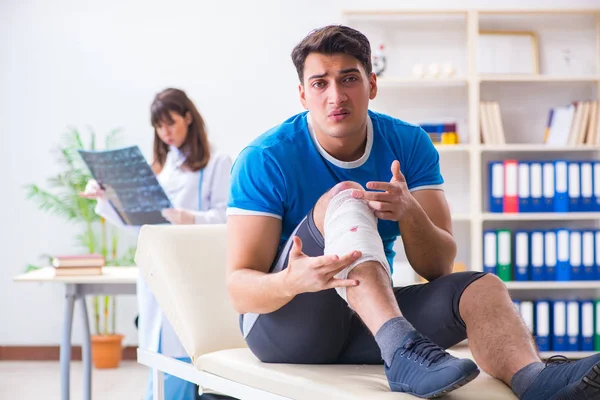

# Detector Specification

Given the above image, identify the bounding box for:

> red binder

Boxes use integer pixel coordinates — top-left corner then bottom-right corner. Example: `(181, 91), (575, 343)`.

(503, 160), (519, 213)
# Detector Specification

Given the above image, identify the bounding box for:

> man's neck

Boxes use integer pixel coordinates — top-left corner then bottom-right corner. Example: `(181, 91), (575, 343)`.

(315, 121), (368, 162)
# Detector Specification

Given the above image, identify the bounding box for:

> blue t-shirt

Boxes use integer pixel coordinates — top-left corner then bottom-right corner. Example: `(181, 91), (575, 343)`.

(227, 110), (444, 269)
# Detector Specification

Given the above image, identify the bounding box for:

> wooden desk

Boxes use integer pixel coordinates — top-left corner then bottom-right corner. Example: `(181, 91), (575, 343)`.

(13, 267), (138, 400)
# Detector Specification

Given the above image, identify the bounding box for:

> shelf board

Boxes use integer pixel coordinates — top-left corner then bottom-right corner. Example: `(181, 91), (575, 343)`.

(377, 76), (468, 87)
(505, 281), (600, 290)
(480, 144), (600, 152)
(434, 144), (471, 153)
(539, 351), (598, 360)
(479, 74), (600, 82)
(482, 212), (600, 221)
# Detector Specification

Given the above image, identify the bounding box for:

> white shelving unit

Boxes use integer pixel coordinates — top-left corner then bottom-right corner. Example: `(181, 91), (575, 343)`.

(345, 9), (600, 358)
(343, 8), (600, 272)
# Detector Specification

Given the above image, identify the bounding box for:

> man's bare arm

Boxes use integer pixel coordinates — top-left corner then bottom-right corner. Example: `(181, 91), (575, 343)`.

(399, 189), (457, 281)
(226, 215), (295, 315)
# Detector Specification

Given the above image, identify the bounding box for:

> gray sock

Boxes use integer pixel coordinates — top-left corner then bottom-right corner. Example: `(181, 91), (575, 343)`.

(510, 361), (545, 398)
(374, 316), (415, 366)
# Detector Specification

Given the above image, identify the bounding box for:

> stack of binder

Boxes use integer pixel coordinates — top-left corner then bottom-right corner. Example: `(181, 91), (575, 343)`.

(488, 160), (600, 213)
(514, 299), (599, 352)
(483, 229), (600, 281)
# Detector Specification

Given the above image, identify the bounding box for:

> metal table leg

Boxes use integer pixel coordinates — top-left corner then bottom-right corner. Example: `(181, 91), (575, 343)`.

(80, 294), (92, 400)
(60, 285), (76, 400)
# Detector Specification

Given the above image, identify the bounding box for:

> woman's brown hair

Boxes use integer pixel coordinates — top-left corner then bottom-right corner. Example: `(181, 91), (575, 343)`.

(150, 88), (210, 172)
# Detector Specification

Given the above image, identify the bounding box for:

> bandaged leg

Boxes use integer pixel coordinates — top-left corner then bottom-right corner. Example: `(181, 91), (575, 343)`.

(323, 188), (391, 303)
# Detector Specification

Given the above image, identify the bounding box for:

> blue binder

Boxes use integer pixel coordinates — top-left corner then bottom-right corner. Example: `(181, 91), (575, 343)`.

(530, 231), (545, 281)
(581, 300), (594, 351)
(530, 162), (543, 213)
(518, 162), (531, 213)
(554, 161), (569, 213)
(567, 300), (580, 351)
(556, 229), (571, 281)
(568, 162), (581, 212)
(544, 231), (557, 281)
(552, 301), (567, 351)
(582, 231), (596, 280)
(536, 301), (551, 352)
(594, 161), (600, 212)
(581, 162), (594, 212)
(489, 162), (504, 213)
(514, 231), (530, 281)
(542, 162), (555, 213)
(570, 230), (583, 281)
(483, 230), (497, 275)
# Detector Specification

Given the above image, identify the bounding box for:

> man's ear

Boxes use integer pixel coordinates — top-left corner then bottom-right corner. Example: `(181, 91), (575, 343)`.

(369, 73), (378, 100)
(184, 111), (193, 126)
(299, 83), (308, 110)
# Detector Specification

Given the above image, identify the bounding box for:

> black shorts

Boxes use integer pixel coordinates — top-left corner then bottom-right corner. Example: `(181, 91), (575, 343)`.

(240, 209), (487, 364)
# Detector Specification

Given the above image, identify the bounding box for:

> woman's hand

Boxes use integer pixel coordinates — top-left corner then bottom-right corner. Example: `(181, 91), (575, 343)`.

(161, 208), (196, 224)
(79, 180), (105, 200)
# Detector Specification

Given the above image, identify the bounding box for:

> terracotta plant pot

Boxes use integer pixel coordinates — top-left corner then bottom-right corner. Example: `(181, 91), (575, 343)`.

(91, 334), (124, 369)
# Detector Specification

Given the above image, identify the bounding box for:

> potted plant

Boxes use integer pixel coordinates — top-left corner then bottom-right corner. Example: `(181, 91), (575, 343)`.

(25, 127), (136, 369)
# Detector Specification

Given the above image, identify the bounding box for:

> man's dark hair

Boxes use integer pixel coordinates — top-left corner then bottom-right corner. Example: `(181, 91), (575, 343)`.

(291, 25), (372, 83)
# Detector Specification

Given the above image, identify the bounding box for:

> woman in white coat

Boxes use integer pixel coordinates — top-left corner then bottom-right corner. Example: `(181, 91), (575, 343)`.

(81, 88), (231, 400)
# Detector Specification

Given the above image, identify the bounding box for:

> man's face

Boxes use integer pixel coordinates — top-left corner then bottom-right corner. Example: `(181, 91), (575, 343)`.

(299, 52), (377, 140)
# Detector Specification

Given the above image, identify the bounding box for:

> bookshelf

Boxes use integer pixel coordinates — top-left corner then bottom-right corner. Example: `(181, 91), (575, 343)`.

(342, 8), (600, 274)
(345, 9), (600, 359)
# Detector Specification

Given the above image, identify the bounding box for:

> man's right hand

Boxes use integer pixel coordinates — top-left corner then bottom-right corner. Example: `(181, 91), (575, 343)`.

(283, 236), (362, 297)
(79, 179), (105, 200)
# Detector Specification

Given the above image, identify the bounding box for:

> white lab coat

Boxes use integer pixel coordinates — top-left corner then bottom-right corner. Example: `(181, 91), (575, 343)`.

(95, 145), (231, 357)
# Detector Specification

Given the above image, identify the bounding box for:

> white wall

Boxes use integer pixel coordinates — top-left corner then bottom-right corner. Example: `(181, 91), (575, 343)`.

(2, 0), (598, 346)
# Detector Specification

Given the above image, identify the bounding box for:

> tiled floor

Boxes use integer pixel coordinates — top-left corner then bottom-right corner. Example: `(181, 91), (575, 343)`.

(0, 360), (148, 399)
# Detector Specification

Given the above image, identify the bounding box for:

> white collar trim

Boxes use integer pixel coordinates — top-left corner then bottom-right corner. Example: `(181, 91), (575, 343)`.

(306, 112), (373, 169)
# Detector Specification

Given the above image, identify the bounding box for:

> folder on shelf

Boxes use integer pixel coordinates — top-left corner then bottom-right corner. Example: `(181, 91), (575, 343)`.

(497, 230), (512, 281)
(520, 301), (534, 334)
(556, 229), (571, 281)
(518, 162), (531, 213)
(531, 231), (545, 281)
(581, 162), (594, 212)
(582, 231), (595, 280)
(594, 161), (600, 212)
(546, 104), (575, 146)
(535, 301), (551, 352)
(552, 301), (567, 352)
(504, 160), (519, 213)
(514, 231), (530, 281)
(489, 162), (504, 213)
(581, 300), (594, 351)
(530, 162), (543, 213)
(568, 162), (581, 212)
(596, 231), (600, 281)
(542, 162), (555, 213)
(570, 230), (583, 281)
(483, 230), (497, 275)
(544, 231), (557, 281)
(595, 300), (600, 351)
(567, 300), (580, 351)
(554, 161), (569, 213)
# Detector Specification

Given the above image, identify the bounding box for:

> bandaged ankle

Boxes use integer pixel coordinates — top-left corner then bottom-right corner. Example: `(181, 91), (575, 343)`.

(324, 188), (391, 302)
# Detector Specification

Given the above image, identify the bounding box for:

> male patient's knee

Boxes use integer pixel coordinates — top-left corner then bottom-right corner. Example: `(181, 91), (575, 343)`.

(323, 188), (390, 304)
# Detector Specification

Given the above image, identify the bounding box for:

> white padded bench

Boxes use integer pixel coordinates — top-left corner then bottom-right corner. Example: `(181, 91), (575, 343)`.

(134, 225), (517, 399)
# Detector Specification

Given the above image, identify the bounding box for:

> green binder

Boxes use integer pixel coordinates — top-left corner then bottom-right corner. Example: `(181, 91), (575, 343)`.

(496, 229), (512, 281)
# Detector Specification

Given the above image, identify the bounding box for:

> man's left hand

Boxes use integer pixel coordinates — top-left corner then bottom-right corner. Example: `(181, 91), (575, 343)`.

(351, 160), (417, 221)
(161, 208), (196, 225)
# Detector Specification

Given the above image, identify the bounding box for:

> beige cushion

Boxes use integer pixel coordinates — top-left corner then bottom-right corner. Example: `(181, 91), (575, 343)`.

(136, 225), (517, 399)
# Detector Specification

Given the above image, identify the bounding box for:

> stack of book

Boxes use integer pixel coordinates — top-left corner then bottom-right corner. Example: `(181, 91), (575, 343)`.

(479, 101), (506, 144)
(545, 101), (599, 146)
(52, 254), (105, 276)
(420, 123), (459, 145)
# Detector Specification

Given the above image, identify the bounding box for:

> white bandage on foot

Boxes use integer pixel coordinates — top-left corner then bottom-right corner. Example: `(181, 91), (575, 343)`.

(323, 188), (391, 303)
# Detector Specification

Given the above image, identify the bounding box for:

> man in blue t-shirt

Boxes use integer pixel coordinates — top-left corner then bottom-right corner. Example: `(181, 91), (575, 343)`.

(226, 25), (600, 399)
